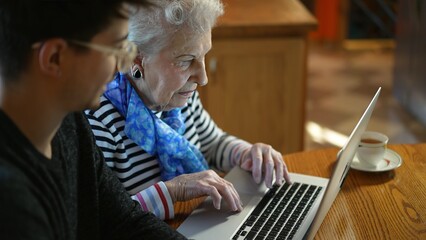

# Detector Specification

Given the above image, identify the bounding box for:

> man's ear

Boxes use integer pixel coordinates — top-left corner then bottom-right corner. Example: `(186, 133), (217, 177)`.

(37, 39), (68, 78)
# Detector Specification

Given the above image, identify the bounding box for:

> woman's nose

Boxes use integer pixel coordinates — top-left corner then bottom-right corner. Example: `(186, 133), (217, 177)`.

(192, 60), (208, 86)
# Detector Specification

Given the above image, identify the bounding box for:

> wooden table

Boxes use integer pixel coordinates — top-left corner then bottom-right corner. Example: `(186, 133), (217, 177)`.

(166, 143), (426, 239)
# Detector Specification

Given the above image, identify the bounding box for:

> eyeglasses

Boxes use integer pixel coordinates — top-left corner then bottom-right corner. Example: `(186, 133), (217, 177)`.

(32, 39), (138, 72)
(69, 40), (137, 72)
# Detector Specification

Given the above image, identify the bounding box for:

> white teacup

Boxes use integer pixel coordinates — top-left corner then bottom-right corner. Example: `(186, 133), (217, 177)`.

(356, 131), (389, 168)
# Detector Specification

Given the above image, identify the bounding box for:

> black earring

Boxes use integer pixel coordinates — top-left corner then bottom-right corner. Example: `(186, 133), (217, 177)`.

(132, 68), (142, 79)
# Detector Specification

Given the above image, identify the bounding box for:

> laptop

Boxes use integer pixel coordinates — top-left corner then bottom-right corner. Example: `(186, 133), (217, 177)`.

(178, 87), (382, 240)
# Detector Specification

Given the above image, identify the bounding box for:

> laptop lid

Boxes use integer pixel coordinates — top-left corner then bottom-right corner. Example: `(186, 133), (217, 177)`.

(304, 87), (381, 239)
(178, 87), (381, 239)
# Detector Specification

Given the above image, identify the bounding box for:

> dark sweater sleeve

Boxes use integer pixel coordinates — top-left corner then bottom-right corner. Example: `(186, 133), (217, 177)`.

(97, 159), (186, 240)
(77, 113), (186, 240)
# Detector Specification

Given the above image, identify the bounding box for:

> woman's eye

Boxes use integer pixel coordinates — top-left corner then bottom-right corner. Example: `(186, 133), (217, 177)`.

(177, 60), (192, 69)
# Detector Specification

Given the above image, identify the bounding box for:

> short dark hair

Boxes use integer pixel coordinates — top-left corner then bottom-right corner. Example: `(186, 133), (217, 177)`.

(0, 0), (150, 83)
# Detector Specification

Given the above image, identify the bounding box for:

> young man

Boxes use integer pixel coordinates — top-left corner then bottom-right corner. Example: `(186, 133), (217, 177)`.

(0, 1), (185, 239)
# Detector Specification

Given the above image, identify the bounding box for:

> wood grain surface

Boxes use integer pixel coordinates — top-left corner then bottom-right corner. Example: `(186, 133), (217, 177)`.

(167, 144), (426, 239)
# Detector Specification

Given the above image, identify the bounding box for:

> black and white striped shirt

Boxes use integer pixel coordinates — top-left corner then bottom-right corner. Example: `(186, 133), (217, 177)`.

(85, 91), (250, 219)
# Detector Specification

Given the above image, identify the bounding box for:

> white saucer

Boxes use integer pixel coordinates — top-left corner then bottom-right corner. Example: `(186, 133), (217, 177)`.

(351, 149), (403, 172)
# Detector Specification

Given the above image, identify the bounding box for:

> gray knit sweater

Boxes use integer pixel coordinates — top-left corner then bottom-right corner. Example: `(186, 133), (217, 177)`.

(0, 110), (186, 240)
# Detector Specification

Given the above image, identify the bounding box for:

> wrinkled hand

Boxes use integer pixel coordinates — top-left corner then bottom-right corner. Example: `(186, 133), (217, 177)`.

(237, 143), (291, 188)
(164, 170), (243, 212)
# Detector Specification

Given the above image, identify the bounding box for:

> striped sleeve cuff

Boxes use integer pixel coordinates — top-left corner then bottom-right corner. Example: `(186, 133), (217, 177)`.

(131, 181), (174, 220)
(217, 137), (251, 171)
(229, 140), (252, 167)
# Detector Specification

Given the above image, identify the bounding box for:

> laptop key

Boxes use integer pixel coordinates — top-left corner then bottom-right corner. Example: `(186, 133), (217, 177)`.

(235, 181), (323, 240)
(244, 231), (256, 239)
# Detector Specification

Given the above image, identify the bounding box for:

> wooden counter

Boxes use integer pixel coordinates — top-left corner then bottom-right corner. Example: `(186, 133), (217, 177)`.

(199, 0), (317, 154)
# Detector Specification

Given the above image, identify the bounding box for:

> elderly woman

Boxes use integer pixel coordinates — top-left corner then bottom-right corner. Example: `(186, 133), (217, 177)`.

(85, 0), (291, 220)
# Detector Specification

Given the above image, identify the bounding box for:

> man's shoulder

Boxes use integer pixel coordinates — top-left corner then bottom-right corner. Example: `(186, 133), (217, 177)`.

(0, 157), (34, 200)
(62, 111), (87, 127)
(0, 158), (24, 182)
(0, 131), (35, 185)
(59, 111), (92, 137)
(0, 159), (54, 239)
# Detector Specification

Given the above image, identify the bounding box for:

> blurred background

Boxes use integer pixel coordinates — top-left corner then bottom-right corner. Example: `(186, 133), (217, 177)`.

(200, 0), (426, 153)
(301, 0), (426, 150)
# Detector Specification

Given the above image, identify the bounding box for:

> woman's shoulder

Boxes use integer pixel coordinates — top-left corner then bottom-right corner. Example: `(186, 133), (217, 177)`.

(186, 90), (203, 111)
(86, 96), (123, 121)
(84, 96), (125, 135)
(86, 96), (117, 117)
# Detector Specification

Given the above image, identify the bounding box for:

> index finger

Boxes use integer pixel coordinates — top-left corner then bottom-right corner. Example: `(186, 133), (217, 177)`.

(275, 153), (292, 184)
(272, 152), (284, 185)
(281, 156), (291, 184)
(215, 179), (242, 212)
(251, 147), (263, 184)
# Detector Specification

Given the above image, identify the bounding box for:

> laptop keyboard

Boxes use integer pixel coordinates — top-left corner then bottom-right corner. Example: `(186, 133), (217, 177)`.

(232, 182), (323, 240)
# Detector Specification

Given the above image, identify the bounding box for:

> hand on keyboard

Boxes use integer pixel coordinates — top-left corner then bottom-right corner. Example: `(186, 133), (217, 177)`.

(236, 143), (291, 188)
(164, 170), (243, 211)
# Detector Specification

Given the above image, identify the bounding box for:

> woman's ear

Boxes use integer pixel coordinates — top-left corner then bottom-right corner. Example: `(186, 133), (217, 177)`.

(37, 38), (68, 78)
(132, 55), (145, 79)
(131, 64), (142, 79)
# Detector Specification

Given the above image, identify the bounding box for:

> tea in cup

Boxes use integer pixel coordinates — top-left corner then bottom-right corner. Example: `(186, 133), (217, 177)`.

(356, 131), (389, 168)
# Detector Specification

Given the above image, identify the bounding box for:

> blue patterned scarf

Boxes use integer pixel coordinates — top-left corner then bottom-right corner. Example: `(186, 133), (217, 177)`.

(103, 73), (208, 180)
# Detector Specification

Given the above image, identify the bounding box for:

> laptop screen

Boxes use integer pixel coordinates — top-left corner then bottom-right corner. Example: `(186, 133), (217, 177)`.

(305, 87), (381, 239)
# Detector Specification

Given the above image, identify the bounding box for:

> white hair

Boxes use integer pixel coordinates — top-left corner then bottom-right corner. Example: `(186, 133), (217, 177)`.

(129, 0), (224, 56)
